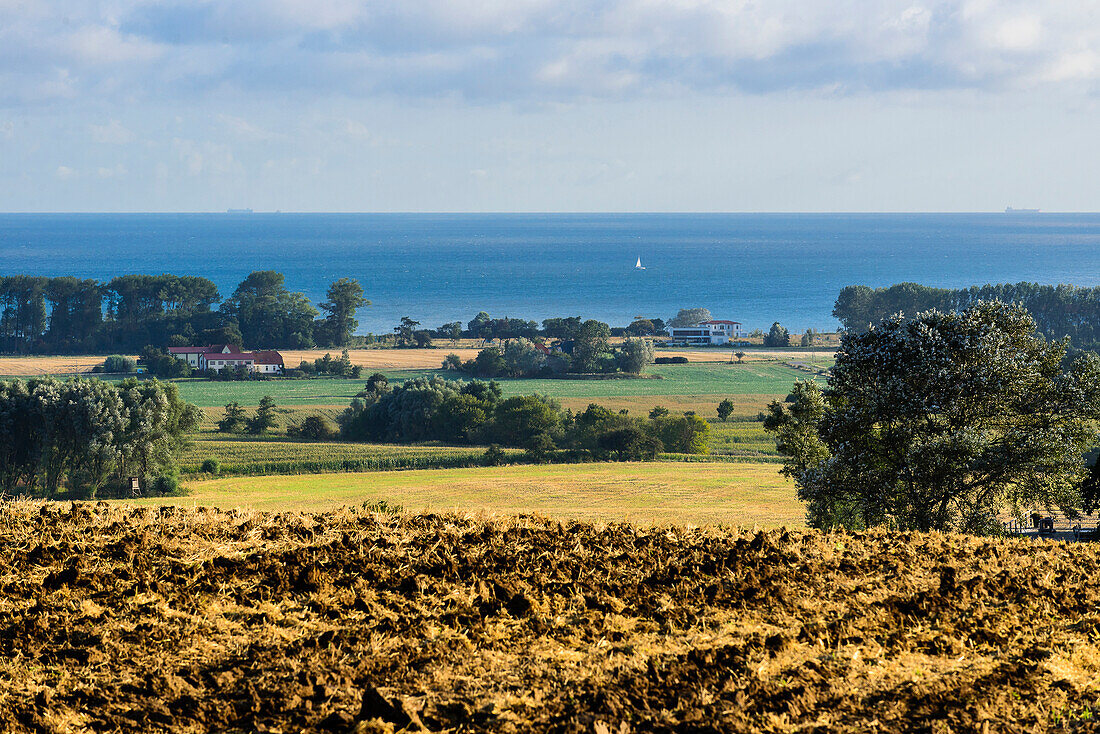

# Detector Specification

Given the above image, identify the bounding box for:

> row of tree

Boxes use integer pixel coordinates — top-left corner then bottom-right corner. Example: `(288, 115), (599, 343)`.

(0, 377), (200, 498)
(336, 375), (709, 459)
(404, 308), (721, 347)
(443, 335), (654, 377)
(0, 272), (368, 354)
(833, 281), (1100, 349)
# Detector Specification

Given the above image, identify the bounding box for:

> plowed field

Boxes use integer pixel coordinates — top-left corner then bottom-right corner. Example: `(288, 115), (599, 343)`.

(2, 503), (1099, 733)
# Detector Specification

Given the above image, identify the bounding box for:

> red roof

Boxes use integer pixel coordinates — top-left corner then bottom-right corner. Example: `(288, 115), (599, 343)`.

(252, 350), (284, 365)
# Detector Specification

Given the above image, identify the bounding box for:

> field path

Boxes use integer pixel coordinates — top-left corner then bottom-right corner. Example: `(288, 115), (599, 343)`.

(129, 462), (803, 527)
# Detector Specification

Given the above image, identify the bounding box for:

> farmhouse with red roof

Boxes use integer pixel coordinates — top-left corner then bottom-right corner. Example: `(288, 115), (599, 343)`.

(168, 344), (284, 374)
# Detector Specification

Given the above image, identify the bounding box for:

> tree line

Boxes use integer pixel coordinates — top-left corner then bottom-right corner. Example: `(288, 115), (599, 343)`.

(333, 375), (710, 460)
(443, 332), (655, 377)
(0, 377), (199, 499)
(834, 281), (1100, 349)
(0, 272), (368, 354)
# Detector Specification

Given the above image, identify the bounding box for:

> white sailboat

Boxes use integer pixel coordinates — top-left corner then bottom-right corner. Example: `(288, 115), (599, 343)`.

(635, 257), (646, 270)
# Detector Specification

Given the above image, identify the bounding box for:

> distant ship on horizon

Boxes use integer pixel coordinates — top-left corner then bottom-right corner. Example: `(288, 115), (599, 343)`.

(1005, 207), (1040, 214)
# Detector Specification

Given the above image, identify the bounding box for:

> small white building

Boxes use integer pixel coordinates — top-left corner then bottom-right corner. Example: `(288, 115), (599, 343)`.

(668, 320), (743, 345)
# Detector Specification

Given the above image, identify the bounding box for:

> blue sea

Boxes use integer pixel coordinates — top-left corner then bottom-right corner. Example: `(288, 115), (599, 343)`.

(2, 213), (1099, 334)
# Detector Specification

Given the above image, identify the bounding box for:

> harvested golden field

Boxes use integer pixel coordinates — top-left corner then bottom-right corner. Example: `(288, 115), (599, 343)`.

(0, 355), (130, 376)
(281, 349), (483, 370)
(143, 462), (802, 527)
(2, 502), (1098, 733)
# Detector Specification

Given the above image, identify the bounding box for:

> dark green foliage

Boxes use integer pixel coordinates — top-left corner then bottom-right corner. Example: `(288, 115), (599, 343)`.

(768, 301), (1100, 533)
(0, 376), (198, 498)
(247, 396), (280, 435)
(649, 405), (670, 419)
(616, 338), (655, 374)
(335, 375), (707, 461)
(201, 458), (221, 475)
(301, 350), (358, 378)
(364, 372), (390, 396)
(317, 278), (368, 348)
(834, 281), (1100, 350)
(627, 319), (659, 336)
(717, 398), (734, 422)
(524, 432), (557, 462)
(395, 316), (421, 347)
(288, 415), (339, 441)
(763, 322), (790, 347)
(139, 346), (192, 378)
(493, 395), (563, 446)
(654, 356), (689, 364)
(653, 414), (711, 454)
(482, 444), (507, 466)
(571, 320), (612, 373)
(541, 316), (583, 340)
(101, 355), (136, 373)
(217, 403), (248, 433)
(596, 426), (662, 461)
(221, 271), (316, 349)
(470, 347), (507, 376)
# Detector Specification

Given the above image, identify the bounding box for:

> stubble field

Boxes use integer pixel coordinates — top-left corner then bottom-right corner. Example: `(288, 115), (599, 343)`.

(2, 502), (1098, 733)
(137, 462), (802, 526)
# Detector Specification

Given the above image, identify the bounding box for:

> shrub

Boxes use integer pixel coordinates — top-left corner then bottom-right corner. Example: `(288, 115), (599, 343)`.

(288, 415), (339, 441)
(103, 355), (136, 373)
(655, 356), (689, 364)
(149, 471), (184, 496)
(483, 444), (507, 466)
(201, 458), (221, 475)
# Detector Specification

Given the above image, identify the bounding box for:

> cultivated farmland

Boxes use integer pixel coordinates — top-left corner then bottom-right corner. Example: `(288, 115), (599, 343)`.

(3, 503), (1097, 733)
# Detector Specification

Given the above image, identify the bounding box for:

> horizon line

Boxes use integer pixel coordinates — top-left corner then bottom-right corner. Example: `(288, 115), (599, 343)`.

(0, 210), (1091, 216)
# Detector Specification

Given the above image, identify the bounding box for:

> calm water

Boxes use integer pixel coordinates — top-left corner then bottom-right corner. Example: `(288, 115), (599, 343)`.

(2, 213), (1099, 333)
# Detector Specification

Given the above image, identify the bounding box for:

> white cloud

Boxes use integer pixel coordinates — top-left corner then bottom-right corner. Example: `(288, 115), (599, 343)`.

(991, 15), (1043, 51)
(0, 1), (1098, 106)
(55, 165), (76, 179)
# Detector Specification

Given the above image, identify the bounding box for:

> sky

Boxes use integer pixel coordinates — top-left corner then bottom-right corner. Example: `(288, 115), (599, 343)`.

(1, 0), (1098, 212)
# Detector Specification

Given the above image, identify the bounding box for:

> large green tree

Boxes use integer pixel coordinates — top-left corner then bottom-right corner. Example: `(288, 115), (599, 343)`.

(317, 278), (368, 348)
(765, 302), (1100, 533)
(221, 271), (317, 348)
(571, 320), (612, 373)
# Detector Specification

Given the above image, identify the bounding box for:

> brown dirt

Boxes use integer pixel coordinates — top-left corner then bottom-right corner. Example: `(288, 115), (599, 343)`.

(1, 502), (1098, 733)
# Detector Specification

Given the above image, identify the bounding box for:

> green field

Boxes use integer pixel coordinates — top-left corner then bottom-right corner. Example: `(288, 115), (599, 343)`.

(177, 361), (797, 475)
(174, 361), (821, 408)
(180, 435), (520, 475)
(129, 461), (804, 527)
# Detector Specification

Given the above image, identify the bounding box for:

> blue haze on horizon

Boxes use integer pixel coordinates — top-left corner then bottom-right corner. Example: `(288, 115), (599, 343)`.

(2, 212), (1099, 335)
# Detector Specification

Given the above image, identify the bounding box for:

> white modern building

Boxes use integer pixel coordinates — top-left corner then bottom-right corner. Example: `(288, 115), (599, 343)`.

(667, 320), (743, 345)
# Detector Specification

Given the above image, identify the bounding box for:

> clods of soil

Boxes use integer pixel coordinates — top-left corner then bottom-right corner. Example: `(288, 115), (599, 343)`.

(1, 502), (1098, 733)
